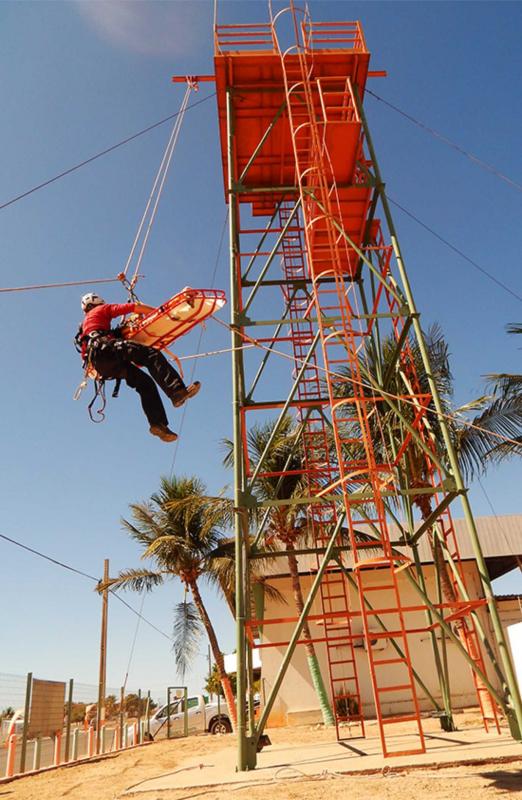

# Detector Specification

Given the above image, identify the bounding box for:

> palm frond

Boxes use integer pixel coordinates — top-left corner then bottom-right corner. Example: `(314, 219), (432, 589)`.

(456, 394), (522, 478)
(98, 568), (165, 594)
(172, 599), (203, 681)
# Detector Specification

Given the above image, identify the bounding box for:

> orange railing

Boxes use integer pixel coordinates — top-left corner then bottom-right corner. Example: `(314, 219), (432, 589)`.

(302, 20), (367, 52)
(214, 23), (276, 54)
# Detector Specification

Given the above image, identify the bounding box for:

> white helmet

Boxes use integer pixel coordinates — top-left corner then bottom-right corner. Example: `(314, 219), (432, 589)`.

(81, 293), (105, 312)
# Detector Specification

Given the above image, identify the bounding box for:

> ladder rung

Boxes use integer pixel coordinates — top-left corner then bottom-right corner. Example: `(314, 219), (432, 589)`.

(376, 684), (414, 694)
(382, 714), (420, 725)
(373, 657), (407, 666)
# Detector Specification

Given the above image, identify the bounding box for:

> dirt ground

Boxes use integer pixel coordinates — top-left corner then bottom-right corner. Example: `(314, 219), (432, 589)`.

(2, 714), (522, 800)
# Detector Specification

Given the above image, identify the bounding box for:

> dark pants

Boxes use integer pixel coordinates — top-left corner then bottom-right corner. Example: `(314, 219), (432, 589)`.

(90, 339), (185, 427)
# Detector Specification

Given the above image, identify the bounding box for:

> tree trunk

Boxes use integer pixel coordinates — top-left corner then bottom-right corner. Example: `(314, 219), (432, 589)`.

(287, 546), (335, 726)
(189, 580), (238, 730)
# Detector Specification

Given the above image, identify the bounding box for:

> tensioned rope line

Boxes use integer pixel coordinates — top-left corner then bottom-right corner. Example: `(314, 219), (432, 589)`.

(169, 209), (230, 476)
(212, 316), (522, 455)
(0, 93), (216, 213)
(123, 84), (194, 288)
(0, 531), (172, 641)
(388, 197), (522, 304)
(0, 277), (122, 294)
(366, 88), (522, 194)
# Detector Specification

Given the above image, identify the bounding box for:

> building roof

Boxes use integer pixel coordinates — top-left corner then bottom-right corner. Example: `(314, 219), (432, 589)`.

(260, 514), (522, 582)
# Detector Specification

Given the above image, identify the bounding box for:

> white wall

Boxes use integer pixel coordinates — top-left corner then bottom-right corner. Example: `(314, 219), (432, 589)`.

(260, 562), (509, 726)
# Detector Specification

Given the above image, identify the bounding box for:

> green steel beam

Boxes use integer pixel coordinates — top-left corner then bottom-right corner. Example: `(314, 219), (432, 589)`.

(250, 409), (315, 552)
(248, 330), (321, 486)
(354, 86), (522, 739)
(242, 198), (286, 282)
(382, 315), (416, 389)
(239, 101), (287, 185)
(245, 286), (301, 402)
(243, 200), (301, 312)
(227, 88), (249, 771)
(335, 558), (442, 712)
(401, 567), (508, 715)
(306, 190), (406, 307)
(251, 512), (347, 759)
(408, 492), (460, 546)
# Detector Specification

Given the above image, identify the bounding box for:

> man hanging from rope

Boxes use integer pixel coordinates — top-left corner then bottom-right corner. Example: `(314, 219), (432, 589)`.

(77, 293), (200, 442)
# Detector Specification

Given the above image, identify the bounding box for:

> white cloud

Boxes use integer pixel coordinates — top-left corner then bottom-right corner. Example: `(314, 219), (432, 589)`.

(75, 1), (210, 57)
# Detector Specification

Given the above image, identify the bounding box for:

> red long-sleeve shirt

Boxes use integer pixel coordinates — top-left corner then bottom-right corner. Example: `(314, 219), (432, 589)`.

(81, 303), (136, 356)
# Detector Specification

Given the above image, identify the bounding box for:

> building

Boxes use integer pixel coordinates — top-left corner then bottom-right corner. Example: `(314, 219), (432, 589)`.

(258, 515), (522, 726)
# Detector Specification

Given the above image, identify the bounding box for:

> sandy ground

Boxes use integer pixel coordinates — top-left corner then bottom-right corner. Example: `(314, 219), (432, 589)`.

(2, 714), (522, 800)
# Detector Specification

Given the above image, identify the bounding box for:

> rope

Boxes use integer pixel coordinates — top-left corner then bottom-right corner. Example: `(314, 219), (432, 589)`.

(122, 83), (194, 289)
(366, 89), (522, 194)
(0, 276), (121, 294)
(0, 531), (173, 640)
(123, 592), (147, 692)
(169, 209), (230, 475)
(211, 315), (522, 455)
(388, 197), (522, 304)
(0, 93), (216, 214)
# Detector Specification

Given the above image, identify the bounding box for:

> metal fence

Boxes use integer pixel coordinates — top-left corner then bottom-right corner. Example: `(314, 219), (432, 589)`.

(0, 672), (188, 779)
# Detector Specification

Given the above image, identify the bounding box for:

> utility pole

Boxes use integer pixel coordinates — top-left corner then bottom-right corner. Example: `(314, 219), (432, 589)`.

(96, 559), (109, 754)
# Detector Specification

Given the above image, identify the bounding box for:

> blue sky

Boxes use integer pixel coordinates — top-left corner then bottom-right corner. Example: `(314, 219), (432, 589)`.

(0, 0), (521, 705)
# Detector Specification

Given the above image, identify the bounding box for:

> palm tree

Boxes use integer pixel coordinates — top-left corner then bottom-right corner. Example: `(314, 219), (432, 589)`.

(101, 475), (238, 730)
(225, 415), (336, 727)
(474, 323), (522, 464)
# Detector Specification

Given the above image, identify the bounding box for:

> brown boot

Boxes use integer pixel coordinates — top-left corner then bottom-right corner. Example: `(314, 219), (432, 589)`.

(171, 381), (201, 408)
(149, 424), (178, 442)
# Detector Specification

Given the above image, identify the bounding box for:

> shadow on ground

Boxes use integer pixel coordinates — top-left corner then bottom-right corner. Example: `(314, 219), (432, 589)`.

(481, 769), (522, 793)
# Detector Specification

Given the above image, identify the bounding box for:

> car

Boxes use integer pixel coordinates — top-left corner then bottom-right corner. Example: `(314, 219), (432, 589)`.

(149, 694), (232, 738)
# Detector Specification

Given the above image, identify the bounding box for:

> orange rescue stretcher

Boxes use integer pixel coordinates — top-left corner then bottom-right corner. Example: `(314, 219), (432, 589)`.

(121, 287), (226, 349)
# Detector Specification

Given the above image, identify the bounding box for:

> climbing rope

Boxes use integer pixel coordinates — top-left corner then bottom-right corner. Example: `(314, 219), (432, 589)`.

(211, 316), (522, 457)
(121, 81), (196, 297)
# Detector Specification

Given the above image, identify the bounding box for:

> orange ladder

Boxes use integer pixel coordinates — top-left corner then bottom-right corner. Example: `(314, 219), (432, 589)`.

(275, 29), (426, 756)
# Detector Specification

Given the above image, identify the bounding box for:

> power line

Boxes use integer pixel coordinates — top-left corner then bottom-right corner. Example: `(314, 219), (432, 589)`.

(388, 197), (522, 304)
(366, 89), (522, 193)
(0, 532), (97, 581)
(0, 531), (172, 641)
(0, 93), (216, 213)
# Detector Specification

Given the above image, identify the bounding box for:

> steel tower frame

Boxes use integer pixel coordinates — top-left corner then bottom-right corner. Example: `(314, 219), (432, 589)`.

(212, 7), (522, 771)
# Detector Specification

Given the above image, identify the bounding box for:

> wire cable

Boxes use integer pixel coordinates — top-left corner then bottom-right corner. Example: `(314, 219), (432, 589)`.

(0, 531), (173, 641)
(0, 277), (122, 294)
(0, 93), (216, 213)
(388, 197), (522, 304)
(366, 88), (522, 194)
(169, 209), (229, 475)
(211, 315), (522, 454)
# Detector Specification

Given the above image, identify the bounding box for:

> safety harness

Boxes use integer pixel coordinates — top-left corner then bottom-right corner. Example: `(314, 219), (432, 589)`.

(73, 327), (122, 422)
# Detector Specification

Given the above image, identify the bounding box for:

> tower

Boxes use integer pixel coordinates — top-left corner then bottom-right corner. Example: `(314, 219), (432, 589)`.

(213, 6), (522, 770)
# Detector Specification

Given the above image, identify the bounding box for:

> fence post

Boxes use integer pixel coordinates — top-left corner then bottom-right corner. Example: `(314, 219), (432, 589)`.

(33, 735), (42, 771)
(100, 725), (106, 754)
(88, 725), (95, 757)
(19, 671), (32, 773)
(137, 689), (141, 743)
(114, 725), (120, 751)
(123, 724), (129, 748)
(133, 721), (138, 746)
(64, 678), (73, 763)
(119, 686), (124, 751)
(53, 732), (62, 766)
(145, 690), (151, 738)
(5, 734), (17, 778)
(183, 687), (188, 738)
(71, 728), (79, 761)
